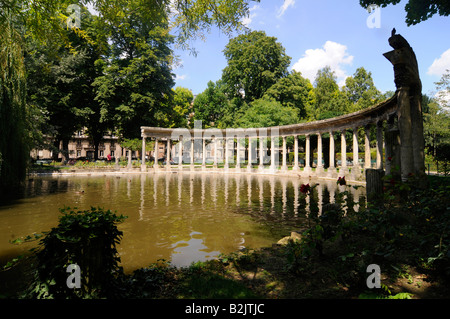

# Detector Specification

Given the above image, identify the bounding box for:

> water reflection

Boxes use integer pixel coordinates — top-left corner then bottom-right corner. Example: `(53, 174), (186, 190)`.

(0, 173), (365, 272)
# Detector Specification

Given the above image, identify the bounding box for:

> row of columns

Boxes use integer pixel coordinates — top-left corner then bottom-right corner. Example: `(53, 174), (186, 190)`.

(142, 122), (387, 178)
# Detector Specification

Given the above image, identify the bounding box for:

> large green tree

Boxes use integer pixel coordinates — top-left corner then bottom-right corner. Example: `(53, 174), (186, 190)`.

(311, 66), (350, 120)
(424, 70), (450, 164)
(236, 98), (299, 128)
(192, 80), (230, 128)
(221, 30), (291, 103)
(93, 22), (175, 139)
(263, 71), (314, 120)
(343, 67), (383, 112)
(0, 8), (29, 191)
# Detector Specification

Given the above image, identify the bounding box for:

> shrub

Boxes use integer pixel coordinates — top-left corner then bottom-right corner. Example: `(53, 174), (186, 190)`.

(25, 207), (127, 299)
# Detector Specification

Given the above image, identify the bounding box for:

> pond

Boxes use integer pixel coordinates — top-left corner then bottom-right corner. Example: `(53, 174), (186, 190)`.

(0, 173), (366, 273)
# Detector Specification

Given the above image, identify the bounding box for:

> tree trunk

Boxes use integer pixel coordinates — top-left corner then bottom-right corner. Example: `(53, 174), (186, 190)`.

(61, 138), (69, 164)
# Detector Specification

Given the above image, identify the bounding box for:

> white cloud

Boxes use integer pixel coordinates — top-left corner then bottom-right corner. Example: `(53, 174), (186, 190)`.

(277, 0), (295, 18)
(175, 74), (187, 81)
(241, 4), (260, 27)
(427, 48), (450, 77)
(291, 41), (354, 85)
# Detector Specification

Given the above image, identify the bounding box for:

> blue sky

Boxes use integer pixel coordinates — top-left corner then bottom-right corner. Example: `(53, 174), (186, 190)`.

(172, 0), (450, 98)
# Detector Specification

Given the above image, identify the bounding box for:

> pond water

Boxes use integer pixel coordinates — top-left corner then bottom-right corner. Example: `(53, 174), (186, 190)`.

(0, 173), (366, 273)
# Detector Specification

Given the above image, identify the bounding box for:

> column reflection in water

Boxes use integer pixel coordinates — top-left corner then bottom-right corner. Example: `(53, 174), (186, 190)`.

(201, 173), (206, 206)
(190, 173), (194, 204)
(293, 178), (299, 216)
(270, 176), (275, 213)
(282, 178), (287, 215)
(140, 174), (145, 221)
(153, 173), (159, 205)
(178, 172), (182, 207)
(247, 174), (252, 208)
(259, 176), (264, 211)
(235, 174), (241, 206)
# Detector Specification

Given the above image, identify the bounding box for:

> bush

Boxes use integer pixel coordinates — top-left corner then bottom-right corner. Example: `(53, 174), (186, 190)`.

(25, 207), (127, 299)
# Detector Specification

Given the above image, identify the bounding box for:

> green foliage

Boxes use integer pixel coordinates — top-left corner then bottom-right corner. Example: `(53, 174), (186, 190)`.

(310, 67), (350, 120)
(263, 71), (314, 120)
(168, 87), (194, 128)
(423, 71), (450, 166)
(222, 30), (291, 103)
(236, 98), (300, 128)
(193, 80), (230, 128)
(342, 67), (383, 112)
(24, 207), (127, 299)
(169, 0), (260, 52)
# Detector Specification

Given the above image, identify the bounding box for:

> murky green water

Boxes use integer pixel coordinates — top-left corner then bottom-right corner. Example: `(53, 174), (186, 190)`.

(0, 173), (365, 273)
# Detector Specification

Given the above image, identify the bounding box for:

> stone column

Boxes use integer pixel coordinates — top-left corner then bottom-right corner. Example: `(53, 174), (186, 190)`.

(213, 137), (218, 169)
(178, 137), (183, 170)
(304, 134), (312, 173)
(293, 135), (299, 171)
(236, 138), (241, 171)
(166, 138), (171, 171)
(225, 138), (230, 170)
(376, 121), (383, 170)
(352, 128), (361, 178)
(190, 138), (194, 170)
(397, 87), (415, 181)
(364, 125), (371, 169)
(141, 136), (147, 172)
(270, 136), (276, 172)
(328, 131), (337, 177)
(202, 137), (206, 170)
(247, 137), (253, 172)
(258, 137), (264, 171)
(340, 130), (349, 177)
(281, 136), (287, 171)
(127, 148), (132, 169)
(154, 138), (159, 169)
(316, 133), (324, 175)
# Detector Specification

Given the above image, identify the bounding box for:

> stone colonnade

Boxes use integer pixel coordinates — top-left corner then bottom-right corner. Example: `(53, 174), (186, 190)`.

(141, 125), (387, 181)
(140, 91), (414, 182)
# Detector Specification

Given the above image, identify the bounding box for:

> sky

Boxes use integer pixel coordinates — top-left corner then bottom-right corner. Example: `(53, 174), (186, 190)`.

(171, 0), (450, 99)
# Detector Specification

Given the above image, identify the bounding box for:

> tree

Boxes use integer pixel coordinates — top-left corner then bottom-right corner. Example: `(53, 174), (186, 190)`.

(93, 16), (176, 139)
(343, 67), (382, 112)
(263, 71), (314, 120)
(424, 70), (450, 165)
(192, 80), (230, 128)
(359, 0), (450, 25)
(236, 98), (299, 128)
(311, 67), (350, 120)
(0, 7), (29, 192)
(169, 86), (194, 128)
(26, 7), (108, 162)
(221, 30), (291, 103)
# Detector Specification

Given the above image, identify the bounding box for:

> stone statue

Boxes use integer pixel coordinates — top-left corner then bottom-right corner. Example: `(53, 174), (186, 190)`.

(383, 30), (425, 181)
(384, 28), (422, 95)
